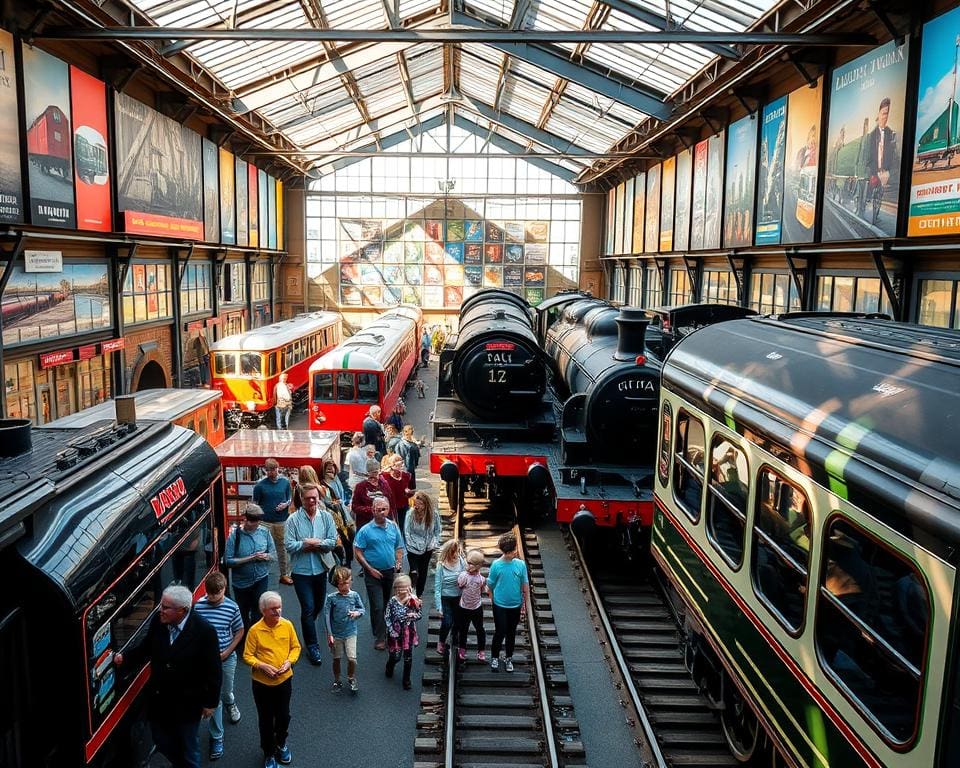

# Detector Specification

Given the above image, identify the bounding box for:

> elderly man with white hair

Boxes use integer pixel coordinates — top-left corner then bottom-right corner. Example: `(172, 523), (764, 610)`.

(361, 404), (386, 456)
(114, 583), (221, 768)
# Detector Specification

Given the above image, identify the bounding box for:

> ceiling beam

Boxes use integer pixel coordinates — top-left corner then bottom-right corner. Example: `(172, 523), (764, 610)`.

(314, 112), (447, 174)
(453, 113), (576, 182)
(461, 96), (592, 157)
(599, 0), (739, 60)
(39, 26), (876, 47)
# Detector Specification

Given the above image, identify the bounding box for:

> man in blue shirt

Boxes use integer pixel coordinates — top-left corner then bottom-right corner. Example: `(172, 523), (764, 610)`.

(353, 496), (405, 650)
(284, 483), (338, 666)
(253, 459), (293, 585)
(224, 503), (276, 629)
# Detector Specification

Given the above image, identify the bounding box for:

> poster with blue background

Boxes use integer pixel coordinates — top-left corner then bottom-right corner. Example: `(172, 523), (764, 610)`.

(756, 96), (787, 244)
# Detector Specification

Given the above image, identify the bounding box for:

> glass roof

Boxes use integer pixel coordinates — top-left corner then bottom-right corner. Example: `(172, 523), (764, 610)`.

(126, 0), (784, 180)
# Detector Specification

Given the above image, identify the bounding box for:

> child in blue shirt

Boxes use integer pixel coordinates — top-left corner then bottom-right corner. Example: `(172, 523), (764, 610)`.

(486, 532), (529, 673)
(324, 567), (365, 693)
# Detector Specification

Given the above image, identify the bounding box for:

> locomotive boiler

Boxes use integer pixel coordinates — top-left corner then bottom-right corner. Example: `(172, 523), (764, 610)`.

(438, 289), (548, 421)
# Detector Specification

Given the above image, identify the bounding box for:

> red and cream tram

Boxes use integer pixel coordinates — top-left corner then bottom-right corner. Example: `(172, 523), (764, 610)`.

(210, 311), (342, 428)
(308, 305), (422, 432)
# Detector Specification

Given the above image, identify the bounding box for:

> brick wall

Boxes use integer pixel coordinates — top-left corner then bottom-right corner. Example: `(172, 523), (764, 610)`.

(124, 324), (174, 391)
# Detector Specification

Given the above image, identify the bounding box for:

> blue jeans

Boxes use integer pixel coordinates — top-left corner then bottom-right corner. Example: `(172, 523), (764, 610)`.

(439, 595), (460, 646)
(209, 652), (238, 741)
(292, 573), (327, 649)
(151, 718), (200, 768)
(275, 405), (292, 429)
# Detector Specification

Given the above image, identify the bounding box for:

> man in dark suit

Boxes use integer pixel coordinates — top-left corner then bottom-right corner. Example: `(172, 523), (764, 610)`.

(115, 584), (222, 768)
(859, 97), (899, 220)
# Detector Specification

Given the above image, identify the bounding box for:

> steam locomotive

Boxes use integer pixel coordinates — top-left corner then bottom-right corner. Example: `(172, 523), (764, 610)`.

(430, 287), (752, 538)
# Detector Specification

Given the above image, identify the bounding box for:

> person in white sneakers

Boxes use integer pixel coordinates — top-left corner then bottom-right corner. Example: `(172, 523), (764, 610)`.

(486, 532), (529, 673)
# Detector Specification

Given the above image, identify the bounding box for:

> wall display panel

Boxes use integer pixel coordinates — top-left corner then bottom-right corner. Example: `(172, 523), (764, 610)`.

(276, 179), (284, 250)
(724, 115), (758, 248)
(632, 172), (646, 253)
(201, 138), (219, 242)
(756, 96), (787, 245)
(2, 262), (110, 345)
(704, 131), (725, 249)
(909, 7), (960, 236)
(446, 219), (465, 241)
(504, 221), (523, 242)
(258, 169), (269, 243)
(823, 39), (909, 240)
(0, 31), (22, 223)
(267, 175), (277, 248)
(605, 187), (615, 254)
(690, 140), (709, 249)
(660, 156), (676, 251)
(23, 45), (75, 228)
(236, 158), (248, 246)
(782, 78), (824, 243)
(69, 66), (110, 232)
(219, 148), (236, 244)
(674, 149), (692, 251)
(623, 178), (635, 254)
(467, 220), (485, 241)
(614, 181), (625, 254)
(645, 165), (661, 253)
(114, 91), (201, 238)
(505, 243), (524, 263)
(248, 163), (259, 247)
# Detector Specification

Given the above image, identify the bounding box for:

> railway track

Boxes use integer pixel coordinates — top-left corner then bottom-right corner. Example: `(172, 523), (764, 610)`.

(565, 531), (739, 768)
(415, 493), (586, 768)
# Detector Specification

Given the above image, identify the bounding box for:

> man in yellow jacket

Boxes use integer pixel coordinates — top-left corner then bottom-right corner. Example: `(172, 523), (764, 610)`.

(243, 591), (301, 768)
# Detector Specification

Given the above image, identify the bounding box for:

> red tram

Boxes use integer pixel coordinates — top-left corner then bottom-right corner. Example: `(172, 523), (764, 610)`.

(210, 311), (342, 428)
(27, 105), (72, 177)
(308, 305), (422, 432)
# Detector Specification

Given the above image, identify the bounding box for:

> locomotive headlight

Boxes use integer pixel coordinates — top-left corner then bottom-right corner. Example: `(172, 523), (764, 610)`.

(439, 460), (459, 482)
(526, 462), (549, 490)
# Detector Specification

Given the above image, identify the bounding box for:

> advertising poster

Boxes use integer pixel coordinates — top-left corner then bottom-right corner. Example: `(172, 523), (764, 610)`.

(383, 265), (403, 285)
(361, 220), (383, 241)
(69, 66), (110, 232)
(405, 220), (424, 240)
(248, 163), (259, 247)
(464, 265), (483, 286)
(504, 265), (524, 286)
(276, 179), (283, 250)
(483, 267), (503, 287)
(465, 220), (484, 241)
(605, 187), (615, 253)
(505, 221), (524, 242)
(2, 262), (110, 346)
(258, 169), (268, 241)
(622, 179), (635, 254)
(114, 91), (202, 238)
(690, 139), (708, 249)
(362, 243), (381, 262)
(425, 241), (444, 264)
(674, 149), (693, 251)
(405, 241), (424, 263)
(505, 243), (524, 263)
(632, 172), (646, 252)
(724, 115), (758, 247)
(444, 286), (463, 307)
(614, 181), (625, 252)
(525, 287), (544, 306)
(267, 174), (277, 248)
(909, 7), (960, 235)
(524, 266), (545, 286)
(201, 139), (219, 242)
(756, 96), (788, 245)
(445, 264), (464, 284)
(464, 243), (482, 264)
(484, 244), (503, 263)
(446, 220), (465, 241)
(485, 222), (504, 242)
(0, 32), (22, 223)
(425, 220), (442, 241)
(782, 78), (823, 243)
(444, 242), (464, 263)
(660, 156), (676, 251)
(525, 243), (547, 264)
(235, 158), (248, 246)
(526, 221), (549, 244)
(219, 148), (236, 244)
(341, 285), (361, 305)
(383, 240), (403, 263)
(23, 45), (75, 228)
(823, 39), (909, 239)
(404, 265), (423, 284)
(704, 131), (725, 249)
(645, 164), (661, 253)
(423, 285), (444, 308)
(402, 286), (421, 304)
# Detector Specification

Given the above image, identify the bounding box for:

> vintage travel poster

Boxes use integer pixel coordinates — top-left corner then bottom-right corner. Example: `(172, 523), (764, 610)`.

(756, 96), (788, 245)
(632, 172), (645, 253)
(674, 149), (692, 251)
(660, 156), (676, 251)
(0, 31), (22, 223)
(724, 115), (758, 248)
(690, 139), (708, 249)
(782, 78), (823, 244)
(704, 131), (725, 249)
(645, 164), (661, 253)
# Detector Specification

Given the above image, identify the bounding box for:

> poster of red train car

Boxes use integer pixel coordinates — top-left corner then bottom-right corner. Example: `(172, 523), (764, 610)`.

(70, 66), (111, 232)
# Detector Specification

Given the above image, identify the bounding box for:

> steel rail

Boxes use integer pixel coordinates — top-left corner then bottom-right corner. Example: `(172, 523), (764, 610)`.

(567, 529), (668, 768)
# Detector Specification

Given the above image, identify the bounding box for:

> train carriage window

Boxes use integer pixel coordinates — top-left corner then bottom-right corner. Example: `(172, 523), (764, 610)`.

(268, 353), (277, 378)
(706, 437), (749, 567)
(240, 353), (261, 376)
(815, 519), (931, 744)
(657, 401), (673, 487)
(313, 373), (335, 401)
(752, 469), (810, 630)
(672, 411), (705, 521)
(214, 352), (236, 375)
(196, 413), (208, 439)
(336, 373), (356, 401)
(212, 401), (221, 432)
(357, 373), (379, 403)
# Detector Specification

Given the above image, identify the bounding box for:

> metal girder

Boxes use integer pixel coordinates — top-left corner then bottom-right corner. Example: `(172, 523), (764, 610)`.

(315, 112), (446, 174)
(450, 11), (669, 119)
(38, 26), (874, 47)
(160, 0), (295, 57)
(462, 96), (592, 156)
(600, 0), (739, 60)
(379, 0), (401, 29)
(452, 113), (576, 182)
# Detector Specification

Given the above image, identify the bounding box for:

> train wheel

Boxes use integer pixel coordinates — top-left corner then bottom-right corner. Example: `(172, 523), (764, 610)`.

(721, 687), (760, 762)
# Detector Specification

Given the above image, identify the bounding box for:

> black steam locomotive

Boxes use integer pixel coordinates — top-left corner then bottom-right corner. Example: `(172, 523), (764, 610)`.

(0, 418), (223, 768)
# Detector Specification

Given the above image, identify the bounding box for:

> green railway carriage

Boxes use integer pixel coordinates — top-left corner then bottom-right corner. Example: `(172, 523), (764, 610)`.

(916, 103), (960, 169)
(652, 314), (960, 767)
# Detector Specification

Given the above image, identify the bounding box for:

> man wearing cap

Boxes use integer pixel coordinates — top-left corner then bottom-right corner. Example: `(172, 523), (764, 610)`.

(224, 503), (277, 630)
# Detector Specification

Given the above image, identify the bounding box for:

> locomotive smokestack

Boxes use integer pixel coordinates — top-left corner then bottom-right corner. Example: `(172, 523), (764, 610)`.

(0, 419), (32, 458)
(613, 307), (650, 361)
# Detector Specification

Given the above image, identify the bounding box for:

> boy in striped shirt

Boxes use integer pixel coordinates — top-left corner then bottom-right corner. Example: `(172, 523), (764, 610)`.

(194, 572), (244, 761)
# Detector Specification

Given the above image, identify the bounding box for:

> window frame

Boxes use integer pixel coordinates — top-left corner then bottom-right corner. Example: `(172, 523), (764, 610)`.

(672, 409), (706, 523)
(705, 434), (749, 570)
